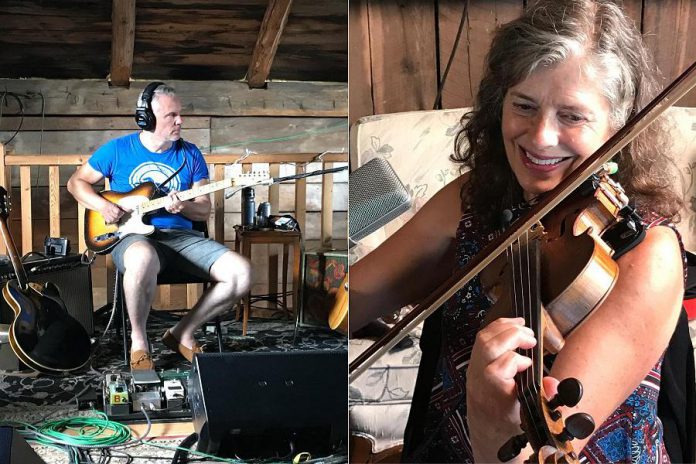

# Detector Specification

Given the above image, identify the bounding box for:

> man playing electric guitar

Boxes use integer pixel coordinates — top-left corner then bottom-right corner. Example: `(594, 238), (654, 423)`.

(67, 82), (251, 370)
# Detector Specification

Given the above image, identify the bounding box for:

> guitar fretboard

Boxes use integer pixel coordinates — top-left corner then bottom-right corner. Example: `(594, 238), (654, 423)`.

(139, 172), (269, 214)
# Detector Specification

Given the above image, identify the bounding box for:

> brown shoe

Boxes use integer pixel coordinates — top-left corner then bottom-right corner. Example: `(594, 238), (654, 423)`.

(162, 329), (203, 362)
(130, 350), (154, 370)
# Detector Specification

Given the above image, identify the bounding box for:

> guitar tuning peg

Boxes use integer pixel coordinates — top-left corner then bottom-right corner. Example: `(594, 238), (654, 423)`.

(497, 433), (528, 462)
(556, 412), (595, 442)
(548, 377), (583, 409)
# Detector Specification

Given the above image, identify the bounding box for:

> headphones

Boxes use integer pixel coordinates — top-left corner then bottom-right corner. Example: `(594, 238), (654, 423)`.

(134, 81), (165, 131)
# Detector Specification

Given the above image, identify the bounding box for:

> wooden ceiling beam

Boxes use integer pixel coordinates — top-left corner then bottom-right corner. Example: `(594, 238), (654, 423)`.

(109, 0), (136, 87)
(246, 0), (293, 89)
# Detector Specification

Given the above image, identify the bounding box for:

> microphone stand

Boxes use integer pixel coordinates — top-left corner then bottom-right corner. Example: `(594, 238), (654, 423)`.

(224, 165), (348, 199)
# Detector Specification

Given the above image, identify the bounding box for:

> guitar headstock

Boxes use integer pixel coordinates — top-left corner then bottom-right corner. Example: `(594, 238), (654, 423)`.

(0, 186), (9, 220)
(233, 171), (271, 187)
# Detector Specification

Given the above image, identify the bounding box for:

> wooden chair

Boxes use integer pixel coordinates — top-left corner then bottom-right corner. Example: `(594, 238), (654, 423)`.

(115, 221), (224, 366)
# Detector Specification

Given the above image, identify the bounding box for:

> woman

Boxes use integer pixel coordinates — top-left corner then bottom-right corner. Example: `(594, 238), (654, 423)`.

(349, 0), (686, 462)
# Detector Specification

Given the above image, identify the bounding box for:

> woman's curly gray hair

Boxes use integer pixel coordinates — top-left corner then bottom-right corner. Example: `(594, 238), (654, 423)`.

(454, 0), (683, 226)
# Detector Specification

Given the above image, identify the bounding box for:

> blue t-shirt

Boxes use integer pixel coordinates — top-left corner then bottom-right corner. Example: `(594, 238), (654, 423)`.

(88, 132), (209, 230)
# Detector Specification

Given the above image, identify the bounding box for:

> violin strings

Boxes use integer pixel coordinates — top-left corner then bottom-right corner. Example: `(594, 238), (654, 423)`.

(511, 234), (536, 437)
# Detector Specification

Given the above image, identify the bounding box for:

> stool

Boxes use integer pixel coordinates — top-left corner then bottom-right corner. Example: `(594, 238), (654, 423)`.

(234, 228), (303, 336)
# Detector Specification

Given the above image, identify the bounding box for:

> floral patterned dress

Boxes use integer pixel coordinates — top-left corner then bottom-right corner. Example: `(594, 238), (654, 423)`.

(407, 207), (681, 464)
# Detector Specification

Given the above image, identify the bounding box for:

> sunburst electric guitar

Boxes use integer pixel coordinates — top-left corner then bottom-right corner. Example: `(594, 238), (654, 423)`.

(85, 171), (270, 254)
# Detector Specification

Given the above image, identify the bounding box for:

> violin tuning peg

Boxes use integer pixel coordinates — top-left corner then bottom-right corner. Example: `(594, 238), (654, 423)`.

(556, 412), (595, 442)
(497, 433), (528, 462)
(548, 377), (583, 409)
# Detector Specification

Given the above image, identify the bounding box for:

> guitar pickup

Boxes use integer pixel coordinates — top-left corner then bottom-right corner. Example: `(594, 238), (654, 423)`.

(94, 232), (121, 242)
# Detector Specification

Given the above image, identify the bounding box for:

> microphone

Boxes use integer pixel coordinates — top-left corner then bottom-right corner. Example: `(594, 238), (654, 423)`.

(349, 158), (411, 246)
(500, 209), (514, 229)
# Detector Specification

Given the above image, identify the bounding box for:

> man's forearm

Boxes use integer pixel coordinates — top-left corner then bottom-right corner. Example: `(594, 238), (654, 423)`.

(180, 199), (211, 222)
(67, 178), (110, 212)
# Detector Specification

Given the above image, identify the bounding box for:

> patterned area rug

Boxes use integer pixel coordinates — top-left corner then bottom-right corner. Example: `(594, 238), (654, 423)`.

(0, 310), (348, 463)
(0, 309), (347, 408)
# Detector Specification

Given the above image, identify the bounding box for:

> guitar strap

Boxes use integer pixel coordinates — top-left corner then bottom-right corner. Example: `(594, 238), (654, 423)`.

(152, 156), (186, 197)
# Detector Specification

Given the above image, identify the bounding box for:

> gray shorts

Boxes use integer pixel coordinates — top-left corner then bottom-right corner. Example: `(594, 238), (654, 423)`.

(111, 228), (229, 279)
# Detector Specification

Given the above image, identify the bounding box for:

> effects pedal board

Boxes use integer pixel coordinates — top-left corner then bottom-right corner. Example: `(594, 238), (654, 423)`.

(102, 369), (192, 422)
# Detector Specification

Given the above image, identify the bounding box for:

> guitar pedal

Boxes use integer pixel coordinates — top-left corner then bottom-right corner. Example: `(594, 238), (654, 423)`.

(44, 237), (70, 256)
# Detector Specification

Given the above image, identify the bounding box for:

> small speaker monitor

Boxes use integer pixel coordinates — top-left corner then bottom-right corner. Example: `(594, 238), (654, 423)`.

(189, 350), (347, 458)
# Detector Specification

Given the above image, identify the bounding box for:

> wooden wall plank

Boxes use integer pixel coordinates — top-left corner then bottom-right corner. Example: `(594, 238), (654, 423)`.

(642, 0), (696, 106)
(2, 152), (346, 166)
(0, 116), (211, 131)
(356, 0), (696, 116)
(439, 0), (523, 109)
(0, 129), (210, 156)
(0, 1), (111, 80)
(295, 164), (307, 232)
(210, 117), (347, 154)
(618, 0), (643, 30)
(272, 0), (348, 83)
(0, 79), (348, 117)
(348, 0), (374, 124)
(247, 0), (294, 88)
(187, 283), (201, 309)
(269, 163), (281, 214)
(48, 166), (60, 236)
(367, 0), (438, 114)
(19, 166), (32, 255)
(110, 0), (136, 87)
(213, 164), (225, 242)
(321, 161), (333, 248)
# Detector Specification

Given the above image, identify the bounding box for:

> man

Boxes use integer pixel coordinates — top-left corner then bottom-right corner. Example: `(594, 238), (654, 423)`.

(68, 82), (251, 370)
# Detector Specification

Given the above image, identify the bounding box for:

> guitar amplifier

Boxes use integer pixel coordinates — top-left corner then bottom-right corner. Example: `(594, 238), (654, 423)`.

(0, 254), (93, 371)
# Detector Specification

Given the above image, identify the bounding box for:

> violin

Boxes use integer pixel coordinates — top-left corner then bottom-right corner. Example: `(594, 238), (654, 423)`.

(481, 168), (639, 462)
(349, 60), (696, 461)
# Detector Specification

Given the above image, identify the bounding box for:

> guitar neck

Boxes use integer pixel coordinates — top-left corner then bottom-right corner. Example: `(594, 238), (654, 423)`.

(140, 177), (235, 214)
(0, 217), (29, 288)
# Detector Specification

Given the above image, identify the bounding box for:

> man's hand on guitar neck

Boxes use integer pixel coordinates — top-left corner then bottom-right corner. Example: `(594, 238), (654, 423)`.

(164, 190), (184, 214)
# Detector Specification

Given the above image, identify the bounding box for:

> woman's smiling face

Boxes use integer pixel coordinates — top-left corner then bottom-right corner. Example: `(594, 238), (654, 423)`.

(501, 56), (614, 201)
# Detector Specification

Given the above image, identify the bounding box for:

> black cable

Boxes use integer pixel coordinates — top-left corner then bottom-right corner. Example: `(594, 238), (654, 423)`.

(272, 166), (348, 183)
(0, 91), (24, 145)
(154, 158), (187, 197)
(432, 1), (470, 110)
(171, 432), (198, 464)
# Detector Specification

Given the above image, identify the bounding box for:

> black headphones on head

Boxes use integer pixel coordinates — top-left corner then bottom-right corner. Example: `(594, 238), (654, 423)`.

(134, 81), (165, 131)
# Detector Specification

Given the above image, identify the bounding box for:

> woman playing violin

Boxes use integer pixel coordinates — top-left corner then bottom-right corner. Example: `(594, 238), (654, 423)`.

(350, 0), (687, 462)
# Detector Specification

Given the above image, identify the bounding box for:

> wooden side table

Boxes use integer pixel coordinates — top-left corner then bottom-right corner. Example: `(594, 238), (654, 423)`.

(234, 228), (302, 336)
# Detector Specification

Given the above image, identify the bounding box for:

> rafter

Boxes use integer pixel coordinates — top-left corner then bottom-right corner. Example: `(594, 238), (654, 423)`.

(247, 0), (294, 89)
(109, 0), (136, 87)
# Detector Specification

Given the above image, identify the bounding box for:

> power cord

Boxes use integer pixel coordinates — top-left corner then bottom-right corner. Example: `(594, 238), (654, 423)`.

(432, 0), (470, 110)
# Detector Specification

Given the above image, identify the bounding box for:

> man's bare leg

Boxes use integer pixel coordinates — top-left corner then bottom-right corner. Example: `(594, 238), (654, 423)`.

(168, 251), (251, 349)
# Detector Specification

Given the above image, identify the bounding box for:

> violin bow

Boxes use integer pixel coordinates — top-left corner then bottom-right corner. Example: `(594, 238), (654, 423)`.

(349, 59), (696, 382)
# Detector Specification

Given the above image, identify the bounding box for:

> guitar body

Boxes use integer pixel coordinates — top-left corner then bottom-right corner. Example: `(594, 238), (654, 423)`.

(84, 172), (269, 254)
(85, 182), (157, 254)
(328, 274), (348, 334)
(4, 280), (91, 374)
(0, 186), (92, 374)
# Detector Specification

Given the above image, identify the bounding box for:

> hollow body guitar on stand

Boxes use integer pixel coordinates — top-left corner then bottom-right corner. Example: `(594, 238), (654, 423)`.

(85, 172), (270, 254)
(0, 187), (91, 374)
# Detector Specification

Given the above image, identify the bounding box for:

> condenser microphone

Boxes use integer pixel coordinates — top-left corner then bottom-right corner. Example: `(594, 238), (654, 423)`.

(349, 158), (411, 246)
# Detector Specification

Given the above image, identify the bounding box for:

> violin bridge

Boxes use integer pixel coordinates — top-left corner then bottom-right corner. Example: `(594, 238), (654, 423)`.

(528, 221), (546, 240)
